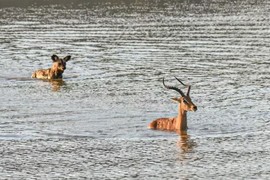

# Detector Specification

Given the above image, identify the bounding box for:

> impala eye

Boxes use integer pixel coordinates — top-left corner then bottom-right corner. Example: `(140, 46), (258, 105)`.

(183, 99), (188, 104)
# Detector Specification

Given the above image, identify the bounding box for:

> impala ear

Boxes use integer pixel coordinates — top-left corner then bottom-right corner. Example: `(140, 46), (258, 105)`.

(171, 97), (181, 103)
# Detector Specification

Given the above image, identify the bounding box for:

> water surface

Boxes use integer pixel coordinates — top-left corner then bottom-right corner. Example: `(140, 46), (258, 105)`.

(0, 0), (270, 179)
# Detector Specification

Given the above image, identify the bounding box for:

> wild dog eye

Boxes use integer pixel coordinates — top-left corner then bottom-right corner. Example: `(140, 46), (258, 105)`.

(58, 62), (62, 66)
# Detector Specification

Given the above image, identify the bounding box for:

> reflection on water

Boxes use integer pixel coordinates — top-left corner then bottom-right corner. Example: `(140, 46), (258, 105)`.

(177, 131), (197, 153)
(43, 79), (66, 92)
(0, 0), (270, 179)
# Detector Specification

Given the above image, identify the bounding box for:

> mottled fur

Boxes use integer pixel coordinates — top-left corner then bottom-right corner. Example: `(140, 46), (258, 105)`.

(32, 55), (71, 79)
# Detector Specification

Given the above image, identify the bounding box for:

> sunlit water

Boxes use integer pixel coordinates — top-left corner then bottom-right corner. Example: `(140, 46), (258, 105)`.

(0, 0), (270, 179)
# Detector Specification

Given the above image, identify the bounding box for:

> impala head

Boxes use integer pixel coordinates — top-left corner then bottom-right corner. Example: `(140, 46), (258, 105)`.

(163, 77), (197, 112)
(51, 54), (71, 73)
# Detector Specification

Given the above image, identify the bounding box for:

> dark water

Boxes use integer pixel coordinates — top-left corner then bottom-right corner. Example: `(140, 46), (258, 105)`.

(0, 0), (270, 179)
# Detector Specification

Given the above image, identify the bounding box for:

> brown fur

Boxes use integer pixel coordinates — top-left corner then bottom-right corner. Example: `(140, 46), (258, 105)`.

(148, 117), (176, 131)
(148, 95), (197, 132)
(31, 55), (71, 80)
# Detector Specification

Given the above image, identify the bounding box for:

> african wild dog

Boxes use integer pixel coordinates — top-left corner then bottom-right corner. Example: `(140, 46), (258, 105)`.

(32, 55), (71, 79)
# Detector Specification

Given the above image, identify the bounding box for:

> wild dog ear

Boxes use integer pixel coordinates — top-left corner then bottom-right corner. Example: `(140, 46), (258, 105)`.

(63, 55), (71, 62)
(171, 97), (181, 103)
(51, 55), (59, 62)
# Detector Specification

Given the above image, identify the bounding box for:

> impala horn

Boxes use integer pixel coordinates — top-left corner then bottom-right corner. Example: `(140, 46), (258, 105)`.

(163, 78), (185, 97)
(174, 76), (191, 96)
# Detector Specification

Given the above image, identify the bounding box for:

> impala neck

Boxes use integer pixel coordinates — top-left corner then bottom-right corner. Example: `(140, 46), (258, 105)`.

(175, 104), (187, 131)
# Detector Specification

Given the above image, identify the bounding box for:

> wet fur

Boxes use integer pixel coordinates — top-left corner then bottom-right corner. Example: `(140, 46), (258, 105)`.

(148, 117), (176, 131)
(148, 78), (197, 132)
(32, 55), (71, 80)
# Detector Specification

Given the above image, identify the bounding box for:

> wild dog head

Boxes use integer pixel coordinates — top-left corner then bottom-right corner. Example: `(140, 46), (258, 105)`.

(51, 54), (71, 73)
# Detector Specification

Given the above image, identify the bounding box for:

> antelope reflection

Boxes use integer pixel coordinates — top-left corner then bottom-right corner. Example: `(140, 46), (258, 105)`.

(177, 131), (196, 153)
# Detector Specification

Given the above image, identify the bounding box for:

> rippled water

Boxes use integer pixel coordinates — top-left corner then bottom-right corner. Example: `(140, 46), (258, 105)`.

(0, 0), (270, 179)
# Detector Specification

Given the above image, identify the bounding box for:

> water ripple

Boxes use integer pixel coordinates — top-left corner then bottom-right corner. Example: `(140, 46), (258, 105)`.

(0, 0), (270, 178)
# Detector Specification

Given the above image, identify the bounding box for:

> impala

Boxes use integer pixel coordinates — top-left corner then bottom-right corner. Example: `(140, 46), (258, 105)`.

(148, 77), (197, 132)
(31, 54), (71, 79)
